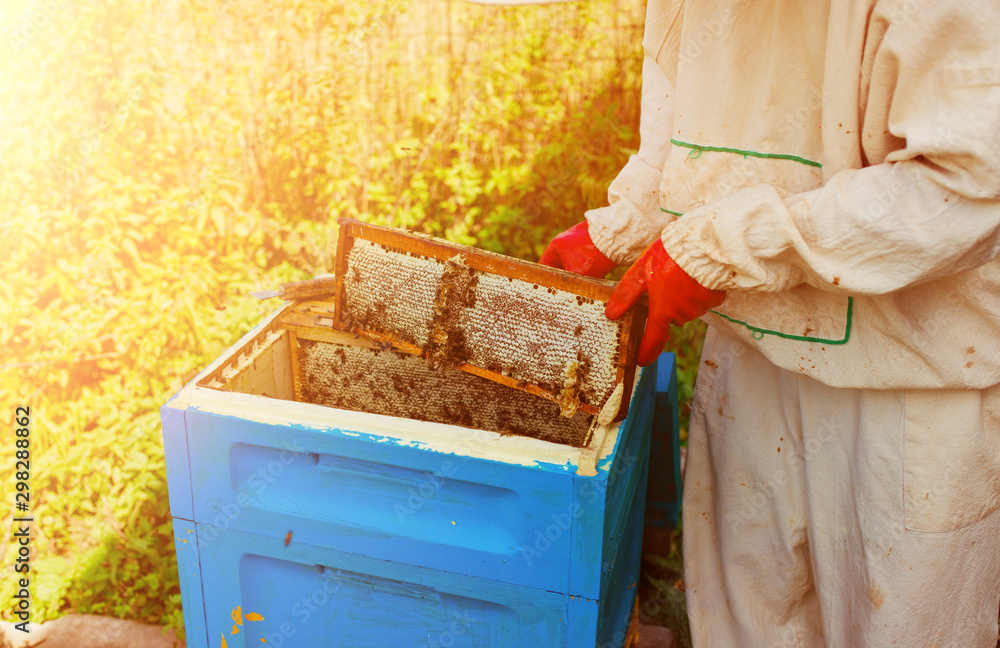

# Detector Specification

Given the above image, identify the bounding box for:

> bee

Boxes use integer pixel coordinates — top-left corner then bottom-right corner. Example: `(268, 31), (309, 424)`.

(373, 339), (395, 351)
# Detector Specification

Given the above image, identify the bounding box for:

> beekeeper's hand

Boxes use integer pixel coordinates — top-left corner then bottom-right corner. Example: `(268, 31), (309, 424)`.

(539, 221), (618, 278)
(606, 240), (725, 366)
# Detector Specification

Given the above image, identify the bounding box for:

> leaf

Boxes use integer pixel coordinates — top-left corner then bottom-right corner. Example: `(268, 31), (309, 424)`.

(209, 206), (227, 237)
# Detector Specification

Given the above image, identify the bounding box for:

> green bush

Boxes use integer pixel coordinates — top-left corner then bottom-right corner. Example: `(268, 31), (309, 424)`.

(0, 0), (701, 640)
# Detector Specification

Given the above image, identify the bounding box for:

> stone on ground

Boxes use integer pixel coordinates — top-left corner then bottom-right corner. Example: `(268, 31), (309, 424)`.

(0, 615), (182, 648)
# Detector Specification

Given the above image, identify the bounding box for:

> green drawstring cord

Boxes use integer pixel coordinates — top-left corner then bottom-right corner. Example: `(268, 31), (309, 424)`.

(658, 138), (822, 217)
(670, 138), (823, 169)
(655, 192), (854, 346)
(709, 299), (853, 345)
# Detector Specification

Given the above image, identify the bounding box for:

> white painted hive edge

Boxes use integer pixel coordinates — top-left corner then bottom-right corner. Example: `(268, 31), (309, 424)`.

(170, 302), (295, 409)
(575, 365), (646, 477)
(182, 386), (592, 470)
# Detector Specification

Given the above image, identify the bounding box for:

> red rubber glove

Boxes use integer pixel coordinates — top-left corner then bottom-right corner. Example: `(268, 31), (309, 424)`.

(606, 240), (726, 367)
(539, 221), (618, 278)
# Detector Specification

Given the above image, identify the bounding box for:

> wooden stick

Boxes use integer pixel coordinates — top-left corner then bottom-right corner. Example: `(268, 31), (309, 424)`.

(270, 276), (339, 301)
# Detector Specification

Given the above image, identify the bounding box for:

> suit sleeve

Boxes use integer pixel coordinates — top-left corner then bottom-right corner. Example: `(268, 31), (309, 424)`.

(586, 0), (682, 266)
(659, 0), (1000, 295)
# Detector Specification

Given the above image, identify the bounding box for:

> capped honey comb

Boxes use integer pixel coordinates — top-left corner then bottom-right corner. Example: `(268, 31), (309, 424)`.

(330, 219), (647, 421)
(297, 338), (595, 446)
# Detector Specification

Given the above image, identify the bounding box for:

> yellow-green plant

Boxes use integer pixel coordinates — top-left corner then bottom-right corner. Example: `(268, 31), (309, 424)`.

(0, 0), (700, 641)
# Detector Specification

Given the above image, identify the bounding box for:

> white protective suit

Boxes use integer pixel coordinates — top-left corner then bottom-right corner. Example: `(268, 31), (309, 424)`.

(584, 0), (1000, 645)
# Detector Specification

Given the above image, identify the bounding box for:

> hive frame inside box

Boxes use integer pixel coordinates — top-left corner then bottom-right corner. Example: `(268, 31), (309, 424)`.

(162, 302), (658, 648)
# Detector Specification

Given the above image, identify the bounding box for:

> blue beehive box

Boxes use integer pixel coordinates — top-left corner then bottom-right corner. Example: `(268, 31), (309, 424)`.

(161, 302), (670, 648)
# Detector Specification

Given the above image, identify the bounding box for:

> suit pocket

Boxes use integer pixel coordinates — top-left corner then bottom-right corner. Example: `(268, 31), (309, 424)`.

(903, 386), (1000, 532)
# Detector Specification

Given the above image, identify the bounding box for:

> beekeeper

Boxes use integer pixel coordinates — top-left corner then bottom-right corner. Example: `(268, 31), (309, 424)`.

(541, 1), (1000, 645)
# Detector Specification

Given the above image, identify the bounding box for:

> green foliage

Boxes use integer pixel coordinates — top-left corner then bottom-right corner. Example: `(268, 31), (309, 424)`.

(642, 540), (693, 648)
(0, 0), (704, 636)
(665, 319), (709, 442)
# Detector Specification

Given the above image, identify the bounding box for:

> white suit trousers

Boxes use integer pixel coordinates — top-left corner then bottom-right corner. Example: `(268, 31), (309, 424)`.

(682, 327), (1000, 648)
